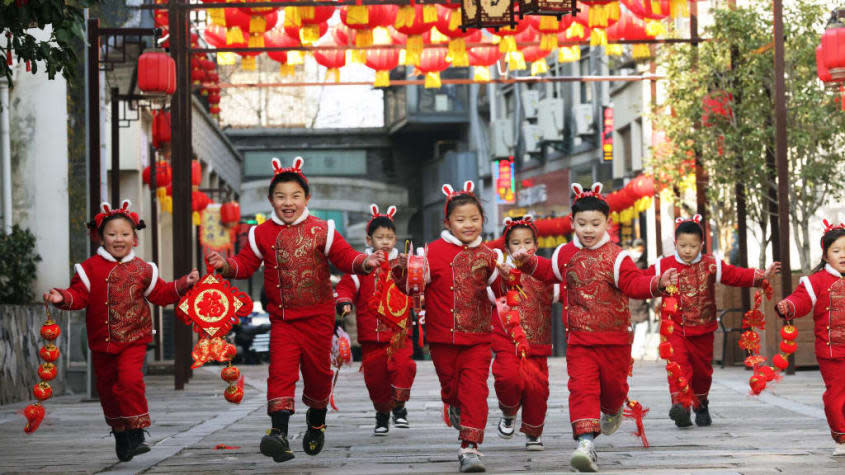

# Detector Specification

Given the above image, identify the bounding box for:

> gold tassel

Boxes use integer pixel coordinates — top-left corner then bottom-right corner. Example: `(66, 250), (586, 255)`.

(538, 16), (558, 31)
(248, 34), (264, 48)
(424, 71), (441, 89)
(241, 56), (256, 70)
(606, 44), (623, 56)
(531, 59), (549, 76)
(287, 50), (304, 65)
(566, 22), (585, 40)
(347, 49), (367, 64)
(249, 16), (266, 34)
(423, 5), (437, 23)
(670, 0), (689, 18)
(156, 187), (166, 201)
(301, 25), (321, 45)
(374, 70), (390, 87)
(507, 51), (526, 71)
(193, 211), (201, 226)
(558, 45), (581, 63)
(646, 20), (666, 37)
(590, 28), (607, 47)
(280, 64), (295, 76)
(430, 28), (449, 44)
(162, 196), (172, 214)
(217, 52), (236, 65)
(396, 6), (413, 28)
(608, 1), (620, 21)
(255, 213), (266, 225)
(449, 9), (462, 31)
(540, 33), (558, 51)
(447, 38), (468, 67)
(632, 44), (651, 59)
(346, 5), (369, 25)
(499, 35), (517, 53)
(226, 27), (244, 45)
(355, 29), (373, 47)
(326, 68), (340, 83)
(299, 6), (315, 21)
(589, 4), (608, 27)
(207, 9), (224, 26)
(283, 7), (301, 28)
(473, 66), (491, 82)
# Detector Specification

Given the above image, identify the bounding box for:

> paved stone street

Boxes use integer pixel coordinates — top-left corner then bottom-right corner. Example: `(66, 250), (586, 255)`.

(1, 358), (843, 474)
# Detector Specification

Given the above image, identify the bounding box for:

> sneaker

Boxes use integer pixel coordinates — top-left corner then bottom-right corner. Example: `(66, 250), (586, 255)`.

(392, 405), (409, 428)
(600, 408), (623, 436)
(374, 412), (390, 436)
(525, 436), (544, 451)
(497, 416), (515, 439)
(694, 400), (712, 427)
(127, 429), (151, 457)
(833, 443), (845, 456)
(570, 439), (599, 472)
(458, 446), (486, 473)
(669, 404), (693, 428)
(112, 430), (133, 462)
(260, 431), (295, 463)
(449, 405), (462, 431)
(303, 408), (326, 456)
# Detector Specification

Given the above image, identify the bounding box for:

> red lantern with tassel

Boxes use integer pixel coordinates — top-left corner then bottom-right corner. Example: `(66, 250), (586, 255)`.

(40, 319), (60, 341)
(780, 324), (798, 341)
(779, 340), (798, 355)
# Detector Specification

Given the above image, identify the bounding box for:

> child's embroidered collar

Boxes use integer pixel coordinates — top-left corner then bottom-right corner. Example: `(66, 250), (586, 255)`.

(826, 263), (843, 278)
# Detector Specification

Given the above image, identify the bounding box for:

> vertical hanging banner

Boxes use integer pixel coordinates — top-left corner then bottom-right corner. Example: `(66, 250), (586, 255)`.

(495, 158), (516, 204)
(602, 106), (614, 161)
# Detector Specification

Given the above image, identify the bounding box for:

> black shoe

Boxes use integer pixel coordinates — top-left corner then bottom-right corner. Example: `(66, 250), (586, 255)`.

(669, 404), (693, 428)
(694, 400), (712, 427)
(260, 430), (295, 463)
(392, 405), (409, 428)
(127, 429), (151, 457)
(374, 411), (390, 436)
(112, 430), (133, 462)
(303, 408), (327, 456)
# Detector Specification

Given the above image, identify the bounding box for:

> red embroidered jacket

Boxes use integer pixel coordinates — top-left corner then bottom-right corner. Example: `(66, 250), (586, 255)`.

(520, 233), (659, 346)
(647, 253), (764, 336)
(54, 247), (190, 354)
(224, 209), (369, 321)
(783, 265), (845, 359)
(392, 231), (501, 346)
(336, 249), (412, 344)
(492, 262), (559, 356)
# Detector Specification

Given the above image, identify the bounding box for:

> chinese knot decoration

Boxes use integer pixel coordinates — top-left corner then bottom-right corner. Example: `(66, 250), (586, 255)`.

(659, 284), (699, 409)
(176, 268), (252, 404)
(23, 304), (62, 433)
(737, 279), (781, 395)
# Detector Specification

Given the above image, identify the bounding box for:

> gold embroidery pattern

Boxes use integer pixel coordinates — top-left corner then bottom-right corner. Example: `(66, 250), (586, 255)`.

(519, 274), (554, 346)
(274, 218), (332, 309)
(107, 259), (153, 344)
(565, 245), (630, 334)
(829, 279), (845, 345)
(678, 256), (717, 327)
(452, 248), (495, 334)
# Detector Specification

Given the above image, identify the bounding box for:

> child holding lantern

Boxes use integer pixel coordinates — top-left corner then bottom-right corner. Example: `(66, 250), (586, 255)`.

(650, 216), (779, 428)
(43, 200), (199, 462)
(776, 220), (845, 456)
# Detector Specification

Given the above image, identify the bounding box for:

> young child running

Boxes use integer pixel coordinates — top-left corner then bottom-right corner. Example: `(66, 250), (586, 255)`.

(393, 181), (501, 473)
(207, 157), (384, 463)
(512, 183), (676, 473)
(649, 215), (779, 428)
(492, 215), (558, 451)
(44, 200), (199, 462)
(776, 219), (845, 456)
(335, 204), (417, 436)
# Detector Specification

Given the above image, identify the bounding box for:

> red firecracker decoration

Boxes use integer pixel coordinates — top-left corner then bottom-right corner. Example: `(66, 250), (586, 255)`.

(658, 340), (674, 359)
(659, 285), (698, 409)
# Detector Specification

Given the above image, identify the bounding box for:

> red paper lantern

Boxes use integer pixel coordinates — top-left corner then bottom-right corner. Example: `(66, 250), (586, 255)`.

(264, 28), (300, 66)
(416, 47), (450, 88)
(312, 36), (346, 81)
(818, 45), (834, 83)
(757, 365), (776, 382)
(779, 340), (798, 355)
(629, 174), (655, 199)
(192, 190), (211, 212)
(221, 365), (240, 383)
(33, 381), (53, 401)
(137, 49), (176, 95)
(40, 320), (60, 341)
(38, 362), (57, 381)
(366, 48), (401, 87)
(224, 383), (244, 404)
(780, 325), (798, 341)
(468, 44), (502, 67)
(749, 373), (766, 395)
(773, 353), (789, 370)
(39, 344), (59, 362)
(192, 160), (202, 186)
(220, 201), (241, 226)
(207, 92), (221, 106)
(820, 11), (845, 81)
(152, 110), (172, 149)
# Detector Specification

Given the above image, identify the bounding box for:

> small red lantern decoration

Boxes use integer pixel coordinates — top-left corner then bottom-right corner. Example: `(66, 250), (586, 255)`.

(780, 324), (798, 341)
(661, 293), (681, 319)
(224, 382), (244, 404)
(38, 363), (57, 381)
(40, 319), (60, 341)
(192, 159), (202, 186)
(659, 319), (674, 337)
(221, 365), (240, 383)
(658, 341), (674, 359)
(33, 381), (53, 401)
(39, 344), (59, 362)
(137, 49), (176, 95)
(23, 403), (45, 433)
(773, 353), (789, 371)
(779, 340), (798, 355)
(152, 110), (172, 149)
(366, 48), (401, 88)
(749, 373), (767, 395)
(220, 201), (241, 226)
(757, 365), (776, 382)
(820, 8), (845, 81)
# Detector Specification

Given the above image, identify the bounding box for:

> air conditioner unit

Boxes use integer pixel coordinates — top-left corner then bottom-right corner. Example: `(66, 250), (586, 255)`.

(521, 89), (540, 119)
(490, 119), (514, 158)
(537, 98), (564, 141)
(573, 103), (595, 136)
(522, 122), (543, 153)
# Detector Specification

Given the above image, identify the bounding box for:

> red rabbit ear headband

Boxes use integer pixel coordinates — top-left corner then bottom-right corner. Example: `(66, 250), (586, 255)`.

(270, 156), (308, 184)
(822, 219), (845, 249)
(87, 200), (145, 242)
(368, 203), (397, 228)
(571, 182), (605, 203)
(674, 214), (703, 231)
(441, 180), (476, 217)
(503, 215), (538, 236)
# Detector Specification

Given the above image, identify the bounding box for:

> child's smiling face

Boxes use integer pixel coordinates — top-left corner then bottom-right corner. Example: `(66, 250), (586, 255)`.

(269, 180), (309, 224)
(825, 235), (845, 275)
(101, 217), (135, 259)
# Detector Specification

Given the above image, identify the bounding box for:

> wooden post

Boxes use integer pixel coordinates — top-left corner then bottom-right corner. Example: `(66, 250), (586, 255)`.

(150, 144), (163, 361)
(87, 18), (100, 257)
(690, 0), (711, 253)
(110, 88), (120, 206)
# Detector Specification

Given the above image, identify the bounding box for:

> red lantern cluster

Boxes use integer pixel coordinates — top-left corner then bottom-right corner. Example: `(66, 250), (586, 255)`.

(658, 285), (699, 409)
(24, 305), (62, 433)
(737, 279), (784, 395)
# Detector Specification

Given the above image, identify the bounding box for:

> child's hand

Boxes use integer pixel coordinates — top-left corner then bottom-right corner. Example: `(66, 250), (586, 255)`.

(342, 303), (352, 315)
(764, 262), (782, 281)
(497, 262), (514, 277)
(775, 300), (794, 319)
(658, 268), (678, 290)
(510, 248), (532, 267)
(364, 250), (385, 272)
(186, 268), (200, 285)
(206, 251), (226, 270)
(42, 289), (63, 305)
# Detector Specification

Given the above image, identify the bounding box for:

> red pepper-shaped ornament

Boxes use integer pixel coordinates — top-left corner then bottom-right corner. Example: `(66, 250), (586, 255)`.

(23, 403), (46, 433)
(37, 362), (57, 381)
(39, 344), (60, 362)
(40, 319), (61, 341)
(33, 381), (53, 401)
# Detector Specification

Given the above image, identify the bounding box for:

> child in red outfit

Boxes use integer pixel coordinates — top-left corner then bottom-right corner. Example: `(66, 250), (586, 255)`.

(393, 181), (501, 473)
(776, 220), (845, 456)
(512, 183), (676, 473)
(207, 157), (383, 463)
(491, 215), (558, 451)
(649, 215), (779, 428)
(335, 204), (417, 436)
(44, 200), (198, 463)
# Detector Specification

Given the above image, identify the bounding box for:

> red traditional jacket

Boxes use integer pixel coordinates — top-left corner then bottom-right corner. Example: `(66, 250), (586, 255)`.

(336, 249), (412, 344)
(647, 253), (764, 336)
(520, 233), (659, 346)
(783, 264), (845, 359)
(224, 209), (368, 321)
(492, 257), (559, 356)
(392, 231), (501, 346)
(54, 247), (190, 354)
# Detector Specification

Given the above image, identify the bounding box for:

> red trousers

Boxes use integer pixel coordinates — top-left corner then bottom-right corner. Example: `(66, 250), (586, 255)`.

(666, 332), (714, 404)
(429, 342), (492, 444)
(492, 336), (550, 437)
(818, 357), (845, 443)
(92, 343), (150, 431)
(267, 316), (333, 414)
(567, 344), (631, 439)
(360, 340), (417, 412)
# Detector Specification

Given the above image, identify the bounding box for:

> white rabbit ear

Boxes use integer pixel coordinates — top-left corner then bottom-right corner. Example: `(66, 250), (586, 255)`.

(823, 219), (832, 229)
(386, 206), (397, 218)
(693, 214), (702, 223)
(101, 202), (111, 213)
(442, 184), (454, 197)
(370, 203), (379, 217)
(292, 156), (304, 171)
(463, 180), (474, 193)
(121, 199), (131, 211)
(675, 217), (685, 224)
(571, 183), (584, 196)
(591, 182), (603, 194)
(503, 217), (513, 226)
(523, 214), (533, 221)
(271, 157), (283, 173)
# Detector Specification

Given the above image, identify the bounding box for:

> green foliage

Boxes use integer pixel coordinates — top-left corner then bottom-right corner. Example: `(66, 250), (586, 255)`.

(651, 0), (845, 270)
(1, 0), (99, 87)
(0, 225), (42, 304)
